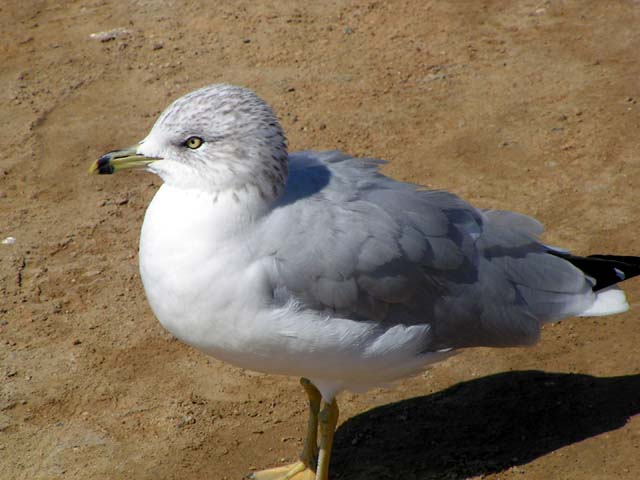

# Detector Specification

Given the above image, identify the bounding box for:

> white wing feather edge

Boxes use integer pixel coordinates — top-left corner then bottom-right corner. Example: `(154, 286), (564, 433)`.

(578, 286), (629, 317)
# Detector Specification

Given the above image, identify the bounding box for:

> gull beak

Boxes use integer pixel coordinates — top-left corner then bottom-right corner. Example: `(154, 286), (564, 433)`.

(89, 145), (161, 174)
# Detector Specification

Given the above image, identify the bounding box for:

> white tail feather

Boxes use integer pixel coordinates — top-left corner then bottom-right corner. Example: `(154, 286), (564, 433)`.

(578, 286), (629, 317)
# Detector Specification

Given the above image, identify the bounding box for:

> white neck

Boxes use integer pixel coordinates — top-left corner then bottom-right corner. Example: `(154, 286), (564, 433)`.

(148, 183), (274, 242)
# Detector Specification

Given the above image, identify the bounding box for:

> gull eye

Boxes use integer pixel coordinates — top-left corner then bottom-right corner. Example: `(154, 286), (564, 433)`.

(184, 136), (204, 149)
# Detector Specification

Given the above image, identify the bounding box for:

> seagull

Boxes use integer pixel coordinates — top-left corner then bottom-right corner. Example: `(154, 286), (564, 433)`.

(90, 84), (640, 480)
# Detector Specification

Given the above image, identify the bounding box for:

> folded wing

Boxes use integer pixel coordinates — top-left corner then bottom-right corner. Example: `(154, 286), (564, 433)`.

(259, 151), (606, 352)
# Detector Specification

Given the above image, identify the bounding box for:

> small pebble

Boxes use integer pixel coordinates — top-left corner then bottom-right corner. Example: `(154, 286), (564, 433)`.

(178, 415), (196, 427)
(89, 28), (130, 42)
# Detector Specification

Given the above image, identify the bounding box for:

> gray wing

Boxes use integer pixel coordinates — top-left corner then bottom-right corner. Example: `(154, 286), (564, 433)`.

(258, 151), (595, 351)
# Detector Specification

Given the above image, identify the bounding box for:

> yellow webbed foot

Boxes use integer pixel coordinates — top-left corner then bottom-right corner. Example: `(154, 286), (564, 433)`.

(248, 461), (316, 480)
(249, 379), (334, 480)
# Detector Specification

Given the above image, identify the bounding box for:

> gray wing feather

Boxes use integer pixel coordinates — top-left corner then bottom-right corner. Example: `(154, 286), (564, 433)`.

(260, 151), (594, 351)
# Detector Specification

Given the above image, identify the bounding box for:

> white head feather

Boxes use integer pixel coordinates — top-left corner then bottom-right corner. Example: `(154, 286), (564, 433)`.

(138, 84), (288, 199)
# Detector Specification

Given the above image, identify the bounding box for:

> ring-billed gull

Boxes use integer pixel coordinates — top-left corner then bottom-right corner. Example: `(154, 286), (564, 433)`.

(90, 84), (640, 480)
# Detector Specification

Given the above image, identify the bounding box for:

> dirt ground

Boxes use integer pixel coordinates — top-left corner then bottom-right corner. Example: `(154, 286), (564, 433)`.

(2, 1), (640, 479)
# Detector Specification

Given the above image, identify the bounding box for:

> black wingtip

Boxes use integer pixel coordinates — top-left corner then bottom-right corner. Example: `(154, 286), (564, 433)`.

(549, 251), (640, 291)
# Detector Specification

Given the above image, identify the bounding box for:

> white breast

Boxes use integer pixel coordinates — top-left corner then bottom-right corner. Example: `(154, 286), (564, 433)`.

(139, 185), (271, 356)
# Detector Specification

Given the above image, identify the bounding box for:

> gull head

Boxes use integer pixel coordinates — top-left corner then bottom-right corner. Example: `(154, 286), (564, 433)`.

(91, 84), (288, 198)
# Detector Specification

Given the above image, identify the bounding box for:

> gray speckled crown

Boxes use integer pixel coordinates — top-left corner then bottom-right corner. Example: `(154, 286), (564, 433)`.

(143, 84), (288, 198)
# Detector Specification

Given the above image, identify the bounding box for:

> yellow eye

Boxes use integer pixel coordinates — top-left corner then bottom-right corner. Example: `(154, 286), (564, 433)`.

(185, 136), (204, 149)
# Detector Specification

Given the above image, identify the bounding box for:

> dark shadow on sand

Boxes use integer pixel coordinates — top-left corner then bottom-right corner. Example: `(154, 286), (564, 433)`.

(332, 370), (640, 479)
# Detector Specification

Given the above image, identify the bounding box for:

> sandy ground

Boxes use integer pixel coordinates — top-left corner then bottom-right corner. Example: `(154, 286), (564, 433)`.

(2, 1), (640, 479)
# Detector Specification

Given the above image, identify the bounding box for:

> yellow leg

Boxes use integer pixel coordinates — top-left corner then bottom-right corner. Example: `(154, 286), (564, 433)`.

(249, 378), (322, 480)
(299, 378), (321, 469)
(316, 399), (339, 480)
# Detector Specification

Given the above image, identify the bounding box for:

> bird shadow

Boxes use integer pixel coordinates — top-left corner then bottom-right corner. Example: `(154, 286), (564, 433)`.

(331, 370), (640, 479)
(276, 157), (331, 207)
